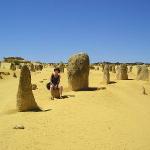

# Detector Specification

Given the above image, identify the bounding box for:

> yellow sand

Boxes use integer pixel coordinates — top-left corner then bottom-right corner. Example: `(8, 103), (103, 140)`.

(0, 67), (150, 150)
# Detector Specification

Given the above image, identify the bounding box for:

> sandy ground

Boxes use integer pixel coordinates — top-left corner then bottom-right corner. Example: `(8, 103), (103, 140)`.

(0, 66), (150, 150)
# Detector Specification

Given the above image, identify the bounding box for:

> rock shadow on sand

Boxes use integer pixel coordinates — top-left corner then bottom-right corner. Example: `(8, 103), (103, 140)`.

(51, 95), (75, 100)
(109, 81), (117, 84)
(20, 108), (52, 113)
(62, 95), (75, 98)
(79, 87), (106, 91)
(4, 108), (52, 114)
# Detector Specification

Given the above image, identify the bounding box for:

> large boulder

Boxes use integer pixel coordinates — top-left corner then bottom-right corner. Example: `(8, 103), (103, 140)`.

(101, 64), (104, 72)
(136, 65), (149, 81)
(112, 65), (116, 73)
(128, 66), (133, 73)
(116, 64), (128, 80)
(10, 63), (16, 71)
(67, 53), (90, 91)
(35, 65), (43, 71)
(109, 65), (112, 72)
(30, 64), (35, 72)
(103, 64), (110, 84)
(51, 89), (60, 98)
(19, 65), (22, 69)
(58, 62), (65, 73)
(17, 65), (41, 112)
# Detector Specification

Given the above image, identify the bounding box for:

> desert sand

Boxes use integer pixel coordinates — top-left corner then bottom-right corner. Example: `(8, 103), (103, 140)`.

(0, 66), (150, 150)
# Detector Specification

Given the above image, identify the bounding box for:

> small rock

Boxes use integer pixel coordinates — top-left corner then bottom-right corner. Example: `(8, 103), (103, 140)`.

(142, 87), (147, 95)
(13, 73), (17, 78)
(13, 125), (25, 129)
(32, 84), (37, 90)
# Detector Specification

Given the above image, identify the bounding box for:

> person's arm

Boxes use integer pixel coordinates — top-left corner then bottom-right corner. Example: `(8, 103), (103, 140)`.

(57, 75), (60, 85)
(50, 74), (54, 84)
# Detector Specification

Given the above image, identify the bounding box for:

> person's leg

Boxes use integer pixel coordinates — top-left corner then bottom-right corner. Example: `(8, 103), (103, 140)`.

(50, 85), (54, 100)
(59, 85), (63, 98)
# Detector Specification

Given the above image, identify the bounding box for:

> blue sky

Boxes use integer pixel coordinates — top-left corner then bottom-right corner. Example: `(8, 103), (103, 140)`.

(0, 0), (150, 63)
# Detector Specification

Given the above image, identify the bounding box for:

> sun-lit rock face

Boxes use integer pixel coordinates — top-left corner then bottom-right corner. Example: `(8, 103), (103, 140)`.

(103, 64), (110, 84)
(67, 53), (90, 91)
(136, 65), (149, 81)
(116, 64), (128, 80)
(17, 65), (41, 112)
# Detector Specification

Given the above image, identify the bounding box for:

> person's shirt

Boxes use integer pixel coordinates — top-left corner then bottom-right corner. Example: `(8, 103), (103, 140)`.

(50, 73), (60, 85)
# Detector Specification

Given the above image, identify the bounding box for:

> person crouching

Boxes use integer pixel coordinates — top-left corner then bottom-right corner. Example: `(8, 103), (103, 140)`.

(50, 68), (63, 100)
